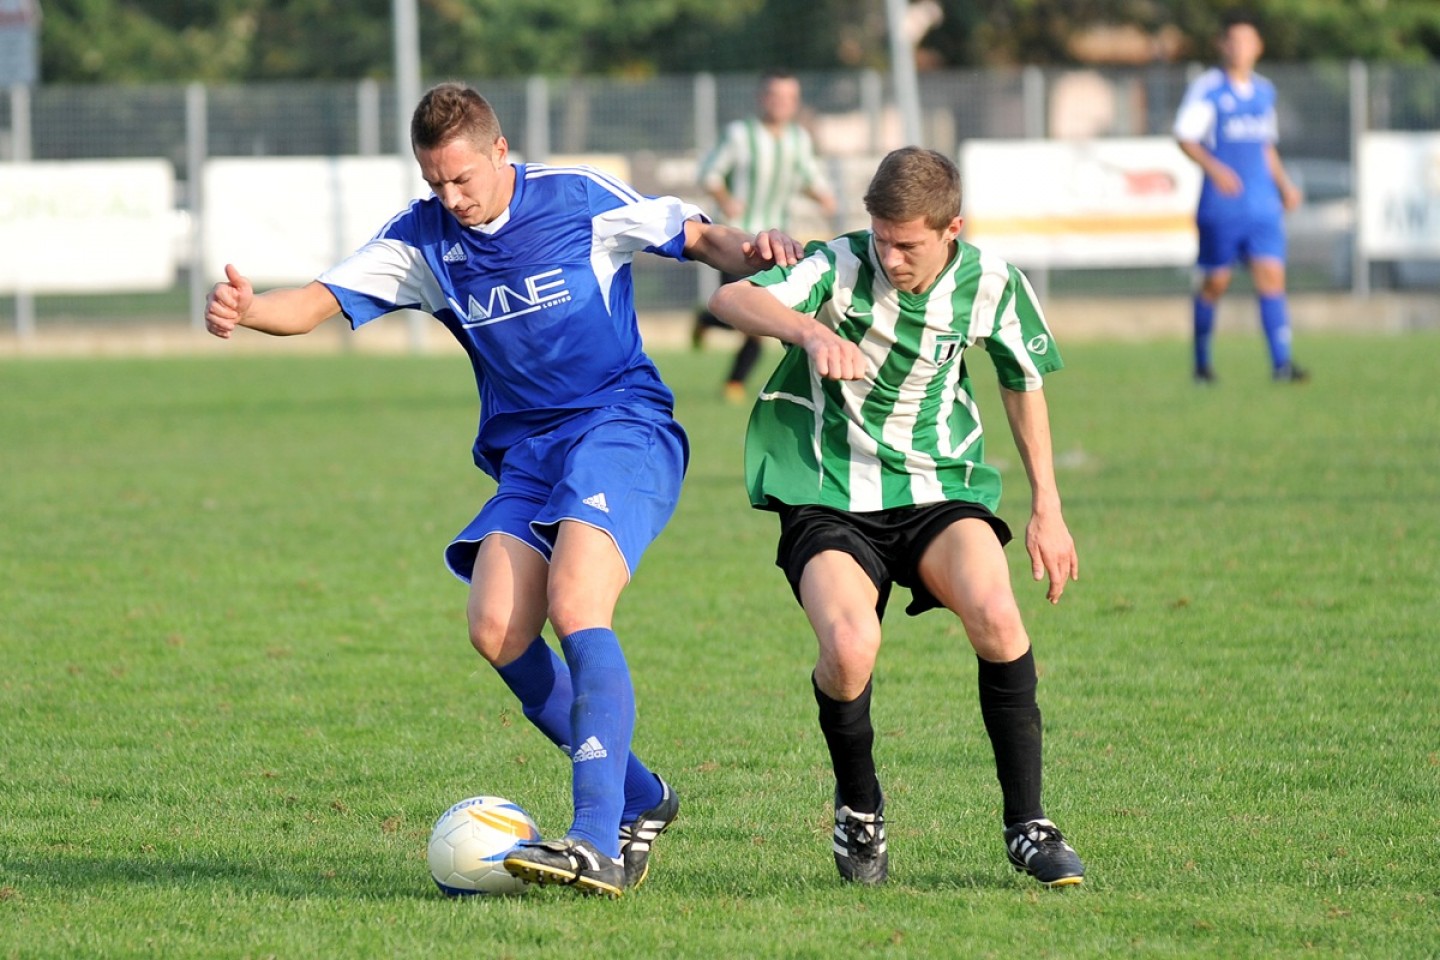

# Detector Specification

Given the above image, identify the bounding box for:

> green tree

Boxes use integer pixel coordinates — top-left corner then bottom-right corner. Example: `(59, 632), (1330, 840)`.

(34, 0), (1440, 84)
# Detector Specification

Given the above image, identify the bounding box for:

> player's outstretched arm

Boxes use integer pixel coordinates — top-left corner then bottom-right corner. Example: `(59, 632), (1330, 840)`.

(999, 385), (1078, 604)
(682, 220), (803, 277)
(708, 280), (865, 381)
(204, 263), (342, 339)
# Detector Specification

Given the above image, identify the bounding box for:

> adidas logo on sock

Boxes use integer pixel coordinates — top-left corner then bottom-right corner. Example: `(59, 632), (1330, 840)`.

(573, 736), (608, 763)
(582, 492), (609, 513)
(442, 242), (467, 263)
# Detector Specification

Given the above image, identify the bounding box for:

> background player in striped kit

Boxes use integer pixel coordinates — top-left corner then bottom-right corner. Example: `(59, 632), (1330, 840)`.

(708, 147), (1085, 888)
(693, 70), (837, 401)
(204, 82), (804, 898)
(1175, 11), (1307, 384)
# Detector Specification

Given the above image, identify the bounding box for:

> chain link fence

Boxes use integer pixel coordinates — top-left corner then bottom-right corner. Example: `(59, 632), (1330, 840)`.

(3, 63), (1438, 336)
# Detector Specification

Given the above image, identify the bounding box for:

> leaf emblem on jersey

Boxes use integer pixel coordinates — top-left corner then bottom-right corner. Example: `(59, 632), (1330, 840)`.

(1027, 334), (1050, 356)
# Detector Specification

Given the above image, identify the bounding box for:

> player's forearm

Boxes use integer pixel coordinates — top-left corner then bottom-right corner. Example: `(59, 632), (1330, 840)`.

(687, 223), (761, 275)
(1178, 141), (1223, 179)
(242, 283), (342, 336)
(708, 281), (814, 344)
(1265, 146), (1294, 191)
(1000, 386), (1064, 516)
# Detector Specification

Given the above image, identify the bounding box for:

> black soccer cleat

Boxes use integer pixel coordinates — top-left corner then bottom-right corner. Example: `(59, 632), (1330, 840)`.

(833, 797), (888, 885)
(619, 777), (680, 890)
(1004, 818), (1085, 887)
(1273, 361), (1309, 383)
(503, 837), (625, 899)
(1194, 366), (1218, 385)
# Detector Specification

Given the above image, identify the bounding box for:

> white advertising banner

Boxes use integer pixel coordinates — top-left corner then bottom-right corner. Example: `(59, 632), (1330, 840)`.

(960, 138), (1202, 268)
(203, 157), (426, 286)
(0, 160), (176, 294)
(1357, 132), (1440, 259)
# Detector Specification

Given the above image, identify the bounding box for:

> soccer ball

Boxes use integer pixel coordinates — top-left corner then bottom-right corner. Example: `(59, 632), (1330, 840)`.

(427, 795), (541, 896)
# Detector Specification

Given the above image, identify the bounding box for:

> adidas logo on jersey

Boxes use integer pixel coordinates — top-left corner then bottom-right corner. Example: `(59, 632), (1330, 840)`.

(583, 492), (609, 513)
(573, 736), (608, 763)
(442, 243), (467, 263)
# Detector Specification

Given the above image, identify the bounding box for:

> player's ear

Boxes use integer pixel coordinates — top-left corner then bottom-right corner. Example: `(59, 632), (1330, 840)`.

(491, 136), (509, 167)
(944, 216), (963, 241)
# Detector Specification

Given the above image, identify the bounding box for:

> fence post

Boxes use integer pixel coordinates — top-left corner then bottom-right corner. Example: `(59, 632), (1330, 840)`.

(9, 84), (34, 342)
(694, 73), (718, 311)
(1020, 66), (1049, 301)
(1349, 59), (1369, 298)
(357, 78), (381, 156)
(860, 69), (883, 152)
(525, 76), (549, 163)
(694, 72), (717, 155)
(186, 83), (208, 332)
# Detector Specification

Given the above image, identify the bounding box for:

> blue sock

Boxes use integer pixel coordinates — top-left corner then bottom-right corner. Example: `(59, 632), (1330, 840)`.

(559, 627), (634, 858)
(1258, 294), (1292, 370)
(494, 637), (574, 753)
(493, 638), (663, 824)
(1193, 296), (1216, 373)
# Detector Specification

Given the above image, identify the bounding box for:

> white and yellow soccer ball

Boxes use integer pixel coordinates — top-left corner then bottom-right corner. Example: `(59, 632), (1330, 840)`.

(427, 795), (541, 896)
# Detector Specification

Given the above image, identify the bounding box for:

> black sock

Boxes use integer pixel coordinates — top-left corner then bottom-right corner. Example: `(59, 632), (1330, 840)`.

(813, 674), (881, 813)
(977, 648), (1045, 826)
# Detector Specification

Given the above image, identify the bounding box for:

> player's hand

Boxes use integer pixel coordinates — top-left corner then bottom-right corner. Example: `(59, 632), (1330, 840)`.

(1025, 509), (1078, 604)
(1210, 163), (1243, 196)
(801, 322), (866, 380)
(205, 264), (253, 339)
(742, 229), (805, 270)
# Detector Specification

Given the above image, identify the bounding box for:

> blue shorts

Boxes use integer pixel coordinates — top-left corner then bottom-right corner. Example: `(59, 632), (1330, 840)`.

(1196, 211), (1286, 271)
(444, 405), (689, 583)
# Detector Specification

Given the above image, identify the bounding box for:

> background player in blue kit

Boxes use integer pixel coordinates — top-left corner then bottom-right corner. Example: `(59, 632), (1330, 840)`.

(204, 82), (803, 899)
(1174, 11), (1307, 384)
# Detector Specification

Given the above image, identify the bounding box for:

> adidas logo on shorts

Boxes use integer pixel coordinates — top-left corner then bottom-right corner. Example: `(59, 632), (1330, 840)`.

(583, 492), (609, 513)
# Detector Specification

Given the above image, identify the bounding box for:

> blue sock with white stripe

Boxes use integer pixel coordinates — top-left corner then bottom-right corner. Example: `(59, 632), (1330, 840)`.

(560, 627), (634, 858)
(1192, 296), (1216, 374)
(494, 637), (662, 824)
(1258, 294), (1293, 371)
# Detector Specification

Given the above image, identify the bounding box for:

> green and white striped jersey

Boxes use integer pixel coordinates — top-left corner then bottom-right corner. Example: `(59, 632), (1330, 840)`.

(744, 232), (1062, 514)
(698, 118), (829, 233)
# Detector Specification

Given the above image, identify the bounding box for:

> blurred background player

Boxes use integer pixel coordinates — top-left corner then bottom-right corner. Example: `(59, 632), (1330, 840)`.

(694, 70), (838, 401)
(205, 82), (803, 899)
(1175, 11), (1307, 384)
(708, 147), (1085, 888)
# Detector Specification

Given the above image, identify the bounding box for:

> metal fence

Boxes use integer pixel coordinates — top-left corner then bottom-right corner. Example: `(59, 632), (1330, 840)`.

(3, 62), (1438, 335)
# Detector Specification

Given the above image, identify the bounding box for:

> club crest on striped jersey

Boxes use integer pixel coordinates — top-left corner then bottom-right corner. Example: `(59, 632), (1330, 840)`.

(932, 333), (962, 366)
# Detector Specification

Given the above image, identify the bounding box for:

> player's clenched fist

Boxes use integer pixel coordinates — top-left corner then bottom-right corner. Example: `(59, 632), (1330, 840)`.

(205, 264), (253, 339)
(801, 322), (866, 381)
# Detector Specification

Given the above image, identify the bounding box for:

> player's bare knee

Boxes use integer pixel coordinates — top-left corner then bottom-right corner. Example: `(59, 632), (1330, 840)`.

(544, 598), (610, 640)
(815, 619), (881, 687)
(466, 612), (523, 665)
(958, 595), (1026, 656)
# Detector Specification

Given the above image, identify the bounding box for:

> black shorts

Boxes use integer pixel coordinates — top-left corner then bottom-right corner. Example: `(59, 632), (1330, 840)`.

(774, 501), (1012, 619)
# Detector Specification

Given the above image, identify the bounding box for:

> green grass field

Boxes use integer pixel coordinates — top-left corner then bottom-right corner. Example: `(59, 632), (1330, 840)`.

(3, 332), (1438, 958)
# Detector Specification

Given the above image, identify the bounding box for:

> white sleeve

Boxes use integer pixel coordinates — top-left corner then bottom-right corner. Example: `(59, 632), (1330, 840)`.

(592, 195), (707, 257)
(1173, 98), (1215, 142)
(318, 237), (445, 313)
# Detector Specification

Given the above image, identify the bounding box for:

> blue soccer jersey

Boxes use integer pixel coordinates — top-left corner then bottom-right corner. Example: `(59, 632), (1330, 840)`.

(1174, 67), (1283, 223)
(318, 163), (705, 477)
